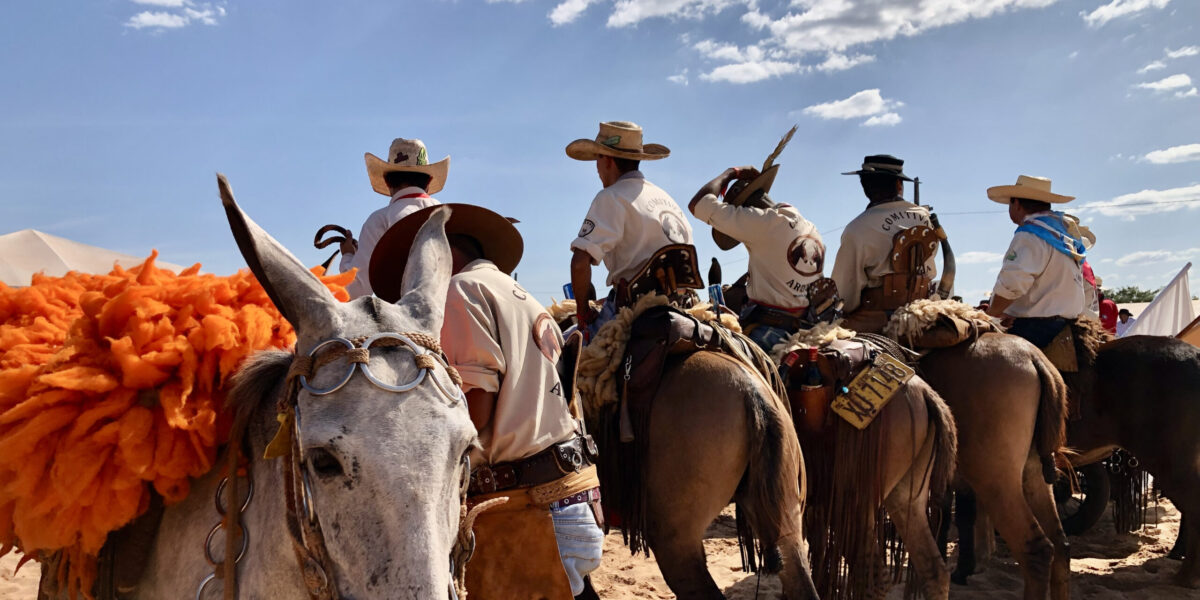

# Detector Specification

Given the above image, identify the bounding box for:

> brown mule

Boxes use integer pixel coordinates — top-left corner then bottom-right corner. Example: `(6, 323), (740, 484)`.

(919, 332), (1071, 600)
(615, 350), (820, 599)
(797, 373), (957, 600)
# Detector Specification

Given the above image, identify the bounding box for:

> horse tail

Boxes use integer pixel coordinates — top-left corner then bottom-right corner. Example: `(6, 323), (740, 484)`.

(1032, 348), (1069, 483)
(921, 382), (958, 502)
(736, 375), (804, 574)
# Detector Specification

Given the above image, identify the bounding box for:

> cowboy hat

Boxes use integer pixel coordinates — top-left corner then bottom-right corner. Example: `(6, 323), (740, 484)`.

(987, 175), (1074, 205)
(566, 121), (670, 161)
(713, 126), (797, 250)
(365, 138), (450, 196)
(369, 204), (523, 303)
(842, 154), (913, 182)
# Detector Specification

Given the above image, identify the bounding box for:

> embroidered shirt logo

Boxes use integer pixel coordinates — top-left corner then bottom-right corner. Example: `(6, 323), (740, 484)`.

(532, 313), (562, 364)
(578, 219), (596, 237)
(660, 213), (688, 244)
(787, 234), (825, 277)
(416, 147), (428, 166)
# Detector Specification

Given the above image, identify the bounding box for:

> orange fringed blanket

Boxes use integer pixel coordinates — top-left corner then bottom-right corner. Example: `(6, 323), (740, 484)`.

(0, 252), (353, 597)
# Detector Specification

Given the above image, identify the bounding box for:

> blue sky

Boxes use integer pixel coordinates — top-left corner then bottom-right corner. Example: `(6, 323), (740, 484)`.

(2, 0), (1197, 305)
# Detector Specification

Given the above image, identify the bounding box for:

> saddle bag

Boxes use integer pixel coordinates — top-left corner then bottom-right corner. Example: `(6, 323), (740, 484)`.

(780, 339), (875, 433)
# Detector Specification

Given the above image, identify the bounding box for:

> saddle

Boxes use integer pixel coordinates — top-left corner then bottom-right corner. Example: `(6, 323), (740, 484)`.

(883, 298), (1002, 351)
(617, 244), (704, 309)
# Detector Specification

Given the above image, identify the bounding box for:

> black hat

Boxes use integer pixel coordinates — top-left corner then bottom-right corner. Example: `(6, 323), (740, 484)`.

(1118, 308), (1133, 317)
(842, 154), (913, 181)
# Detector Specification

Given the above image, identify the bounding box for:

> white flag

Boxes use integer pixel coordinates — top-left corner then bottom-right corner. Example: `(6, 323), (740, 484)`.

(1123, 262), (1194, 337)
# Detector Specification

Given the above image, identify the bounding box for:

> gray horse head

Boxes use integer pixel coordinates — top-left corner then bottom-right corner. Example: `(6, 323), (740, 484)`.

(219, 175), (476, 598)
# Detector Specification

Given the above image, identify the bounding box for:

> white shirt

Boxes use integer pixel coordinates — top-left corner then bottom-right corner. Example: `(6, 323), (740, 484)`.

(340, 186), (440, 298)
(831, 199), (937, 313)
(692, 194), (825, 310)
(570, 171), (693, 286)
(440, 260), (578, 466)
(1116, 316), (1138, 337)
(991, 214), (1086, 319)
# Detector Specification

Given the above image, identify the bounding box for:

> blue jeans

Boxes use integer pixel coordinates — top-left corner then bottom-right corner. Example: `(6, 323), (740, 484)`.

(1008, 317), (1069, 348)
(550, 502), (604, 595)
(746, 324), (792, 354)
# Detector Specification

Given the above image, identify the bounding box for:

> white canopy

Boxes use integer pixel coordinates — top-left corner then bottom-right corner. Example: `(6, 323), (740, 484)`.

(0, 229), (183, 287)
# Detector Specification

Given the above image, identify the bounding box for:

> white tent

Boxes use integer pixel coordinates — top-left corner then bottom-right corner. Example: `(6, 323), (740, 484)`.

(0, 229), (183, 287)
(1121, 263), (1195, 338)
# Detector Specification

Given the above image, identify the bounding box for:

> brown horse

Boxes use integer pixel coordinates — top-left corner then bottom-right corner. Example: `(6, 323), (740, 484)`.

(1062, 333), (1200, 587)
(919, 332), (1071, 600)
(589, 348), (820, 599)
(796, 370), (957, 600)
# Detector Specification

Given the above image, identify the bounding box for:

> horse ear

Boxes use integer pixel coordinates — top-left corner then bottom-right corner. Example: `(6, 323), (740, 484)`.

(396, 206), (452, 334)
(217, 174), (339, 331)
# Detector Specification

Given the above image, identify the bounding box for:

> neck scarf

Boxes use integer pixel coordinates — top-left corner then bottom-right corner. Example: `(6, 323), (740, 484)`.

(1016, 211), (1086, 263)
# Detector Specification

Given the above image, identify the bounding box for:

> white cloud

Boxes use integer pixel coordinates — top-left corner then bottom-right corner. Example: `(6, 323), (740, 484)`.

(550, 0), (600, 25)
(1177, 87), (1199, 98)
(1079, 184), (1200, 220)
(667, 68), (689, 85)
(700, 60), (802, 83)
(958, 251), (1004, 264)
(1138, 60), (1165, 73)
(607, 0), (741, 28)
(815, 53), (875, 73)
(862, 112), (901, 126)
(1136, 73), (1192, 91)
(1165, 46), (1200, 59)
(801, 89), (903, 126)
(124, 1), (225, 30)
(126, 11), (189, 28)
(1081, 0), (1171, 28)
(694, 39), (751, 62)
(1143, 143), (1200, 164)
(1115, 248), (1200, 267)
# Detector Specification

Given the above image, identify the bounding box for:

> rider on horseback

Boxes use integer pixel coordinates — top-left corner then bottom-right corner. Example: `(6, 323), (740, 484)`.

(831, 155), (938, 334)
(370, 204), (604, 600)
(983, 175), (1088, 347)
(566, 121), (693, 338)
(340, 137), (446, 299)
(687, 147), (831, 352)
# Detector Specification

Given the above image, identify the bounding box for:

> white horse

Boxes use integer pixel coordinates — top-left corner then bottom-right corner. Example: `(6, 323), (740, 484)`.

(44, 175), (477, 599)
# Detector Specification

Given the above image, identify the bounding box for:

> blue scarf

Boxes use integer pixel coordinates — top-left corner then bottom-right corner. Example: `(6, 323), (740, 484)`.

(1016, 211), (1086, 263)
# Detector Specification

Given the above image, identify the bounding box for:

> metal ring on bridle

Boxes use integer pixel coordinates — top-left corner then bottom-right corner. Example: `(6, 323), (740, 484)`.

(359, 333), (429, 392)
(196, 573), (218, 600)
(299, 337), (356, 395)
(215, 477), (254, 516)
(204, 520), (249, 566)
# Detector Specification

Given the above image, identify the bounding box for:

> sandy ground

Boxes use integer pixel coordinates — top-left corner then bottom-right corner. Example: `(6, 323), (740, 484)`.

(0, 500), (1192, 599)
(590, 499), (1197, 599)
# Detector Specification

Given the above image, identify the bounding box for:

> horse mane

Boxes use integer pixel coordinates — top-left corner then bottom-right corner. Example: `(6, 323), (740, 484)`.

(226, 349), (294, 444)
(1070, 316), (1112, 368)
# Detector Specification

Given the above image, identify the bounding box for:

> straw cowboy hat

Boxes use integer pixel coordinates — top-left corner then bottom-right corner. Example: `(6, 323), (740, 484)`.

(369, 204), (523, 303)
(713, 126), (797, 251)
(565, 121), (670, 161)
(987, 175), (1074, 205)
(842, 154), (914, 182)
(365, 138), (450, 196)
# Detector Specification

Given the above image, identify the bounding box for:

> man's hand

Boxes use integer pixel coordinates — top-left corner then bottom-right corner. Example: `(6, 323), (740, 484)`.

(339, 236), (359, 256)
(689, 166), (763, 212)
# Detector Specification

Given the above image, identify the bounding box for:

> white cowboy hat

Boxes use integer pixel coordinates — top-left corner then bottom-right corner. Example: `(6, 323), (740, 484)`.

(987, 175), (1074, 205)
(365, 138), (450, 196)
(565, 121), (670, 161)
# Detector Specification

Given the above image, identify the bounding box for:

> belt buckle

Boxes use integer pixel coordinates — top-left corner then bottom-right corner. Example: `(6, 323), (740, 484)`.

(470, 465), (499, 494)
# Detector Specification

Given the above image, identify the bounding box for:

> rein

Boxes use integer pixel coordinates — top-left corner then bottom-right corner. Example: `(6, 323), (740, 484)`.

(202, 332), (478, 600)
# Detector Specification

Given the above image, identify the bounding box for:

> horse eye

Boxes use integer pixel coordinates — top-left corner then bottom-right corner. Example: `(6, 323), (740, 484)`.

(308, 447), (345, 479)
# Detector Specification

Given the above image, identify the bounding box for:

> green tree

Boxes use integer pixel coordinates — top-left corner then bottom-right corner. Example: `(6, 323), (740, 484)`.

(1101, 286), (1159, 303)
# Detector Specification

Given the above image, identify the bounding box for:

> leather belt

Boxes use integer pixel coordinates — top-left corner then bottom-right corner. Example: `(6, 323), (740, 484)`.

(468, 434), (598, 496)
(549, 487), (601, 511)
(745, 304), (807, 331)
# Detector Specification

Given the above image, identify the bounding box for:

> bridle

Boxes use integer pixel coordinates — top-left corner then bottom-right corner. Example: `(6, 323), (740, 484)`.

(199, 332), (481, 600)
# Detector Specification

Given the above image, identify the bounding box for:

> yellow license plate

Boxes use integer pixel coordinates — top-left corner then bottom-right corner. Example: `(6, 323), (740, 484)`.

(831, 352), (915, 429)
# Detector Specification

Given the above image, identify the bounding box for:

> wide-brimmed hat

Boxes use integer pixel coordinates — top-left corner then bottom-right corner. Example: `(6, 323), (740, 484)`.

(369, 204), (523, 303)
(566, 121), (670, 161)
(365, 138), (450, 196)
(713, 126), (797, 251)
(987, 175), (1074, 205)
(842, 154), (913, 182)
